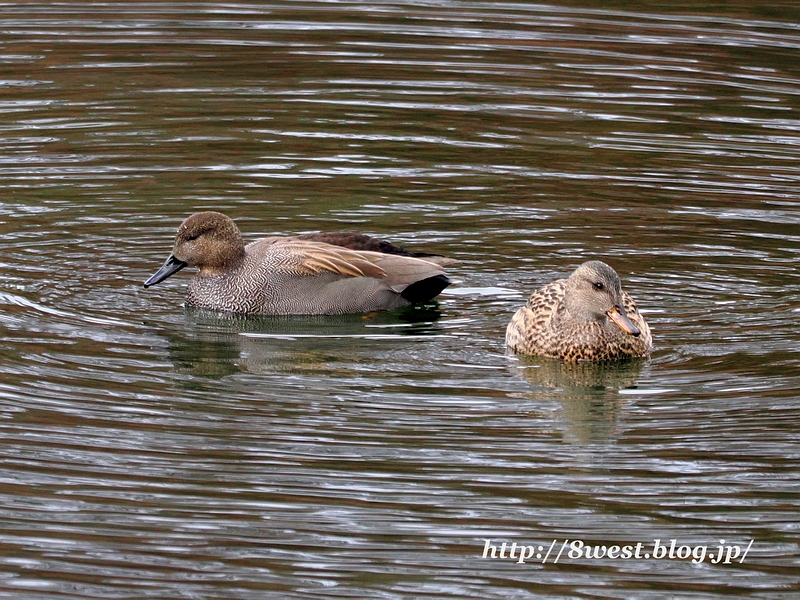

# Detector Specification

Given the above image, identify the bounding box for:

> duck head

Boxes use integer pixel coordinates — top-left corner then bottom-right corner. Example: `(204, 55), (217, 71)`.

(144, 211), (246, 287)
(563, 260), (640, 336)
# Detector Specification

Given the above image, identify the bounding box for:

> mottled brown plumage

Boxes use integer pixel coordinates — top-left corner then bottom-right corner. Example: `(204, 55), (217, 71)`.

(506, 261), (652, 362)
(144, 211), (454, 315)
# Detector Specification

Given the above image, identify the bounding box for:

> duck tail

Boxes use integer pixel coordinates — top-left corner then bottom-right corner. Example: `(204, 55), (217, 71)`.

(400, 274), (451, 303)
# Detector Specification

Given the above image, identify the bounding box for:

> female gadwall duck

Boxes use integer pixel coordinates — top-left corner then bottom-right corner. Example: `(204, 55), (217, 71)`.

(506, 260), (652, 362)
(144, 211), (454, 315)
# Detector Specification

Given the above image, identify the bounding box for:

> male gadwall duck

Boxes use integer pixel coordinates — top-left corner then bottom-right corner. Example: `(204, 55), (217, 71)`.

(144, 211), (454, 315)
(506, 260), (652, 362)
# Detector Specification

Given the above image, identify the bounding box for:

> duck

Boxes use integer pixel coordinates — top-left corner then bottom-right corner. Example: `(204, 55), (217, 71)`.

(144, 211), (455, 315)
(505, 260), (652, 362)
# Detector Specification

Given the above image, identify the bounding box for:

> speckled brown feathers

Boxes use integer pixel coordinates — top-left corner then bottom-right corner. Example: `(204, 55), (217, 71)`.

(144, 211), (454, 315)
(506, 261), (652, 362)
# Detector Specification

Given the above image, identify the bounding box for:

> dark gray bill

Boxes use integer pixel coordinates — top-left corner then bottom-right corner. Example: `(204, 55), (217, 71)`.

(144, 255), (187, 288)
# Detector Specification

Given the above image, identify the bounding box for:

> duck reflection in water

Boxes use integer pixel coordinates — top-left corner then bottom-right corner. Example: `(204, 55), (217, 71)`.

(509, 356), (649, 444)
(162, 304), (447, 378)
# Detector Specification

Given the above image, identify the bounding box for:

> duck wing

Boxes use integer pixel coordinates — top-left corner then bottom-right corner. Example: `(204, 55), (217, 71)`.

(252, 239), (449, 290)
(523, 279), (566, 320)
(365, 252), (450, 296)
(253, 240), (387, 279)
(506, 279), (566, 355)
(295, 232), (457, 266)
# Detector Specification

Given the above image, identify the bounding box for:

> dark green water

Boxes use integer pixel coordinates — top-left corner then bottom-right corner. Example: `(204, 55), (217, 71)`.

(0, 2), (798, 598)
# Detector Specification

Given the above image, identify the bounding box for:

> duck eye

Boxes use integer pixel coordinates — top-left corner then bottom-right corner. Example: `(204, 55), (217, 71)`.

(593, 281), (604, 291)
